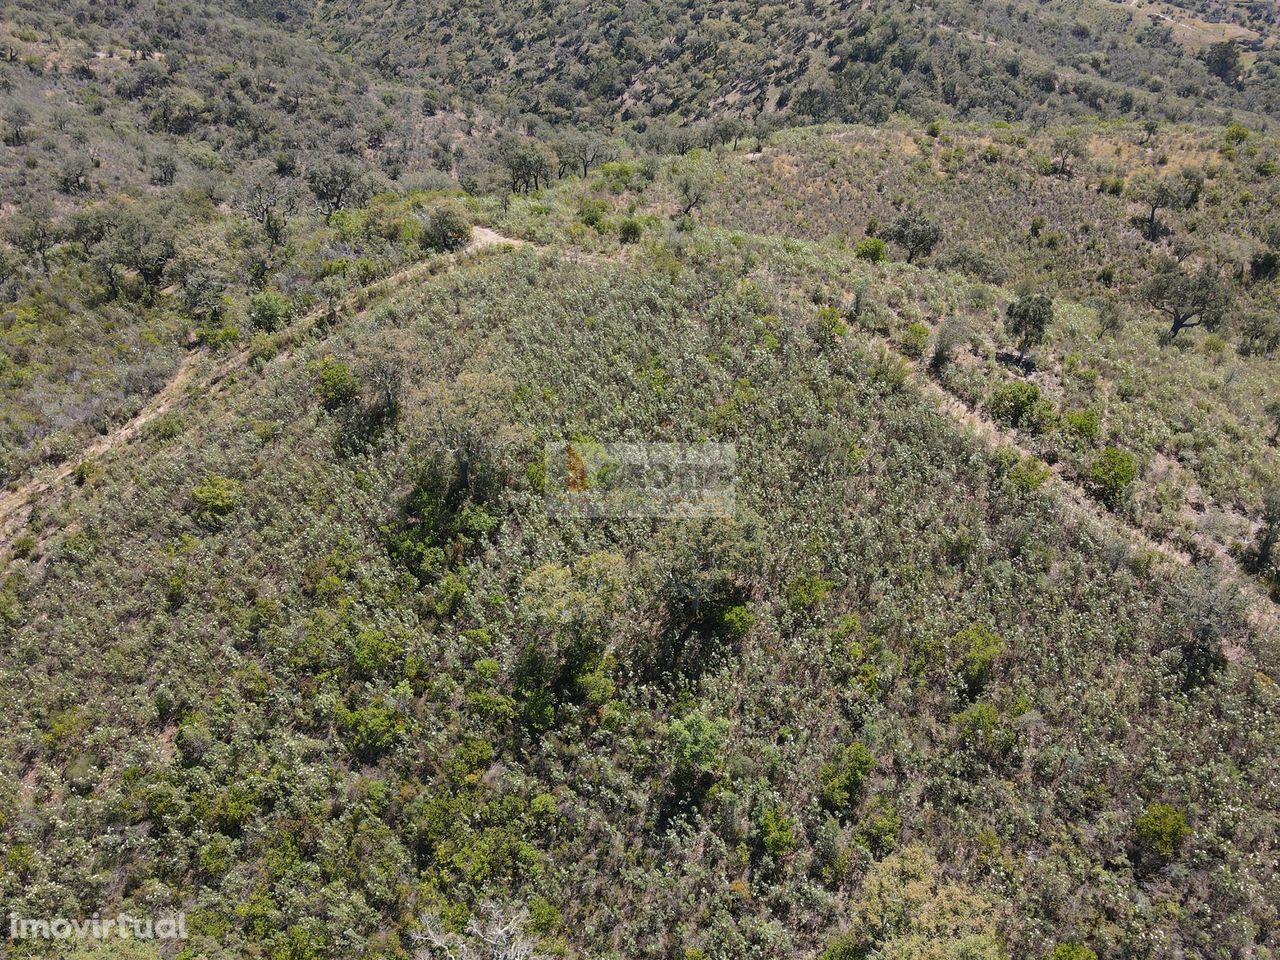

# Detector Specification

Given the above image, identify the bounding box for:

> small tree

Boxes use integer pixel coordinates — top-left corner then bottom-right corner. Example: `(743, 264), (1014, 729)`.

(1246, 483), (1280, 576)
(1142, 262), (1231, 339)
(885, 211), (942, 264)
(421, 202), (472, 252)
(237, 160), (295, 246)
(1050, 130), (1087, 178)
(1005, 294), (1054, 360)
(1089, 447), (1138, 508)
(1128, 170), (1204, 241)
(306, 158), (372, 221)
(3, 205), (60, 275)
(1204, 41), (1242, 86)
(4, 105), (31, 146)
(1134, 802), (1191, 867)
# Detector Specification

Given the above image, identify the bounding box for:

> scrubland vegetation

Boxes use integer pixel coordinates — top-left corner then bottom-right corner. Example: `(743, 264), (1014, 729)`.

(2, 0), (1280, 958)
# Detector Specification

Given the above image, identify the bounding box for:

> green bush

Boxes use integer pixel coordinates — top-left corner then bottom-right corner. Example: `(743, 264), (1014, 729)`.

(818, 743), (875, 820)
(757, 804), (798, 857)
(336, 699), (403, 761)
(1089, 447), (1138, 508)
(1134, 802), (1190, 864)
(247, 290), (294, 332)
(900, 322), (930, 358)
(720, 604), (754, 639)
(1063, 408), (1100, 443)
(1048, 944), (1097, 960)
(578, 197), (609, 228)
(421, 202), (472, 252)
(313, 358), (361, 410)
(190, 474), (242, 526)
(952, 622), (1004, 696)
(1004, 455), (1051, 493)
(784, 573), (835, 610)
(858, 794), (901, 855)
(854, 236), (888, 262)
(954, 701), (1013, 761)
(816, 305), (848, 338)
(618, 216), (643, 243)
(988, 381), (1051, 430)
(818, 932), (866, 960)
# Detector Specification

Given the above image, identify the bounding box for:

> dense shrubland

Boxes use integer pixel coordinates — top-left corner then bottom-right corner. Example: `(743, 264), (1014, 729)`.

(3, 0), (1280, 957)
(276, 0), (1280, 128)
(2, 225), (1277, 959)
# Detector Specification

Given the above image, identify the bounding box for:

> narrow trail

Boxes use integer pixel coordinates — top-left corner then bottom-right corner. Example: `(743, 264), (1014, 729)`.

(896, 348), (1279, 638)
(2, 226), (1275, 637)
(0, 227), (522, 551)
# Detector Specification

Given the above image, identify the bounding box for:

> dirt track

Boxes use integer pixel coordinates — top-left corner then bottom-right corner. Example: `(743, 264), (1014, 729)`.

(0, 227), (521, 550)
(1, 226), (1274, 636)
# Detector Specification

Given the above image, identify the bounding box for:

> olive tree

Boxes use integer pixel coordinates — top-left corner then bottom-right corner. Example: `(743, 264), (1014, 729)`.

(1128, 169), (1204, 242)
(1005, 294), (1054, 360)
(1142, 261), (1231, 339)
(305, 158), (372, 221)
(885, 211), (943, 264)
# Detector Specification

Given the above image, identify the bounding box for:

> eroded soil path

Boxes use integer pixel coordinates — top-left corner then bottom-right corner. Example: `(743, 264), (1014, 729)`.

(0, 228), (522, 550)
(2, 226), (1275, 640)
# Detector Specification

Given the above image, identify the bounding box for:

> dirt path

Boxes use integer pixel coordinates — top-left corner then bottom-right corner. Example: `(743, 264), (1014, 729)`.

(891, 343), (1278, 636)
(0, 227), (523, 551)
(3, 227), (1275, 636)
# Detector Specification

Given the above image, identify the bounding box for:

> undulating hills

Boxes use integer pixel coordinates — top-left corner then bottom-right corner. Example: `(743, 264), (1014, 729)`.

(2, 1), (1280, 959)
(270, 0), (1280, 125)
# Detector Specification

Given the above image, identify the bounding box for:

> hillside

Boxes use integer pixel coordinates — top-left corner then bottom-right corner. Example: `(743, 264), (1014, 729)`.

(2, 2), (1280, 959)
(264, 0), (1280, 126)
(4, 217), (1279, 960)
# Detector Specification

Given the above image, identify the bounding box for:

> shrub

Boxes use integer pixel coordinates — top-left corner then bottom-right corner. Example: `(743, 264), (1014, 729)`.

(720, 604), (754, 639)
(818, 743), (875, 820)
(1089, 447), (1138, 507)
(816, 305), (848, 339)
(988, 381), (1050, 430)
(858, 795), (900, 856)
(952, 622), (1004, 695)
(854, 236), (888, 262)
(1134, 802), (1191, 865)
(900, 322), (930, 358)
(618, 216), (643, 243)
(757, 804), (797, 858)
(954, 701), (1012, 761)
(784, 573), (835, 610)
(247, 290), (294, 332)
(1063, 408), (1100, 443)
(670, 709), (727, 790)
(336, 700), (403, 761)
(818, 933), (865, 960)
(931, 317), (969, 370)
(314, 358), (361, 410)
(578, 197), (608, 228)
(190, 474), (241, 526)
(1049, 945), (1097, 960)
(421, 202), (472, 252)
(195, 322), (240, 348)
(1004, 455), (1051, 493)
